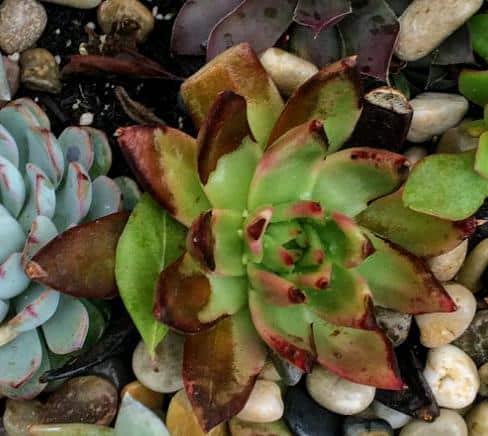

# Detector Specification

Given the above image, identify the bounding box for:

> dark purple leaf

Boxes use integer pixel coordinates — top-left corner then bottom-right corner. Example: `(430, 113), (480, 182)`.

(293, 0), (352, 33)
(206, 0), (296, 60)
(432, 25), (475, 65)
(339, 0), (400, 81)
(170, 0), (243, 56)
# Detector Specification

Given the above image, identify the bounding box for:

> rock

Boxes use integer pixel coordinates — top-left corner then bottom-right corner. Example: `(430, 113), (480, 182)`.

(437, 123), (480, 153)
(3, 399), (43, 436)
(452, 310), (488, 366)
(375, 307), (412, 347)
(28, 423), (114, 435)
(427, 241), (468, 282)
(259, 48), (318, 96)
(166, 389), (227, 436)
(415, 283), (476, 348)
(465, 401), (488, 436)
(406, 93), (468, 143)
(0, 0), (47, 54)
(259, 360), (282, 382)
(229, 418), (292, 436)
(423, 345), (479, 409)
(41, 0), (102, 7)
(395, 0), (483, 61)
(97, 0), (155, 43)
(89, 357), (133, 392)
(403, 146), (427, 166)
(399, 409), (467, 436)
(284, 385), (343, 436)
(236, 380), (284, 423)
(3, 57), (20, 99)
(40, 376), (118, 425)
(269, 350), (303, 386)
(479, 362), (488, 397)
(342, 417), (393, 436)
(20, 48), (62, 94)
(132, 332), (184, 393)
(121, 381), (164, 411)
(458, 239), (488, 293)
(372, 401), (412, 429)
(306, 366), (375, 415)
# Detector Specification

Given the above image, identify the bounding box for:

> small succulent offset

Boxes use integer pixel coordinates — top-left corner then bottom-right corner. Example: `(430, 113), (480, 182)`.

(116, 44), (483, 431)
(0, 98), (139, 399)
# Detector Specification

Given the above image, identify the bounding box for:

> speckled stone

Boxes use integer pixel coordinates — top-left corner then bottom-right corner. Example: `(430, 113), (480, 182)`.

(3, 399), (43, 436)
(453, 310), (488, 366)
(20, 48), (62, 94)
(375, 307), (412, 346)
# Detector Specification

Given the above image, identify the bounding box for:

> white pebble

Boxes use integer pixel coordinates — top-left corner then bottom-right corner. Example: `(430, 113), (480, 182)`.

(236, 380), (284, 423)
(403, 146), (427, 166)
(259, 48), (318, 96)
(306, 366), (375, 415)
(372, 401), (412, 429)
(466, 401), (488, 436)
(79, 112), (94, 126)
(395, 0), (483, 61)
(399, 409), (467, 436)
(407, 93), (468, 143)
(415, 283), (476, 348)
(424, 345), (479, 409)
(427, 240), (468, 282)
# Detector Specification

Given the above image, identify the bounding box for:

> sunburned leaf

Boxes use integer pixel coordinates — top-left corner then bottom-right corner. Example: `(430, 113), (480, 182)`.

(26, 212), (129, 299)
(293, 0), (352, 33)
(116, 194), (186, 354)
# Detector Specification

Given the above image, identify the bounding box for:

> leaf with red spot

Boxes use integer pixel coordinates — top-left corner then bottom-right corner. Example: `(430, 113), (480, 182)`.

(25, 212), (129, 299)
(294, 0), (352, 33)
(117, 125), (211, 227)
(183, 309), (267, 432)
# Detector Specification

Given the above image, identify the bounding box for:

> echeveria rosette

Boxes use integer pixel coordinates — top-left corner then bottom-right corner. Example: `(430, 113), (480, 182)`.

(116, 44), (473, 432)
(0, 98), (140, 399)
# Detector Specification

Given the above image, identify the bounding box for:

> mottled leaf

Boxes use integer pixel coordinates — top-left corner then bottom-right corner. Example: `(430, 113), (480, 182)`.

(294, 0), (352, 33)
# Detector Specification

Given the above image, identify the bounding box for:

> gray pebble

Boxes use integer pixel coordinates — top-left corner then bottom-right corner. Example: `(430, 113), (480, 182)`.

(375, 307), (412, 347)
(453, 310), (488, 366)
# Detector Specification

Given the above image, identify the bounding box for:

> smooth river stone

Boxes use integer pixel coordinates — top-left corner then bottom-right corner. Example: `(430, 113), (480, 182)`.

(236, 380), (284, 423)
(3, 399), (43, 436)
(399, 409), (467, 436)
(453, 310), (488, 366)
(40, 0), (102, 8)
(466, 401), (488, 436)
(229, 418), (292, 436)
(427, 240), (468, 282)
(342, 417), (393, 436)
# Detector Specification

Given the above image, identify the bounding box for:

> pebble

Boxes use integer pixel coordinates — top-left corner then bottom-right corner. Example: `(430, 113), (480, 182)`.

(166, 389), (227, 436)
(3, 57), (20, 100)
(453, 310), (488, 366)
(399, 408), (467, 436)
(20, 48), (62, 94)
(121, 381), (164, 411)
(458, 239), (488, 293)
(427, 240), (468, 282)
(28, 423), (115, 435)
(270, 351), (303, 386)
(342, 417), (393, 436)
(284, 385), (342, 436)
(0, 0), (47, 54)
(403, 146), (427, 166)
(465, 401), (488, 436)
(132, 332), (184, 393)
(259, 48), (318, 96)
(395, 0), (483, 61)
(97, 0), (155, 43)
(229, 418), (292, 436)
(306, 366), (375, 415)
(40, 376), (118, 425)
(406, 93), (469, 143)
(479, 362), (488, 396)
(375, 307), (412, 346)
(437, 124), (480, 153)
(236, 380), (284, 423)
(415, 283), (476, 348)
(41, 0), (102, 7)
(423, 345), (479, 409)
(259, 359), (282, 382)
(89, 357), (133, 392)
(3, 399), (43, 436)
(372, 401), (412, 429)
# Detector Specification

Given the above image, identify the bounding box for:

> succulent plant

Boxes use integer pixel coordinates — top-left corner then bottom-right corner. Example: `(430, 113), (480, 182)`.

(115, 44), (481, 431)
(0, 98), (140, 399)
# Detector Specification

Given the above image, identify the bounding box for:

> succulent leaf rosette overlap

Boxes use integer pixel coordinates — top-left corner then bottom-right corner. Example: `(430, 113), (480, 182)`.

(0, 98), (139, 399)
(116, 44), (478, 431)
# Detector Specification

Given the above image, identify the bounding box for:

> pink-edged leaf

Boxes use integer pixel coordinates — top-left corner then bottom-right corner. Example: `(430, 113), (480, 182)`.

(206, 0), (296, 61)
(183, 309), (267, 432)
(293, 0), (352, 33)
(357, 231), (456, 314)
(338, 0), (399, 81)
(243, 207), (273, 263)
(25, 212), (129, 299)
(249, 290), (316, 372)
(170, 0), (242, 56)
(313, 319), (404, 390)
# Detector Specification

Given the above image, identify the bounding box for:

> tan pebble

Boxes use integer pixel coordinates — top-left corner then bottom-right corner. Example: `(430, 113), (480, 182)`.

(399, 408), (467, 436)
(427, 240), (468, 282)
(437, 122), (480, 153)
(458, 239), (488, 293)
(236, 380), (284, 423)
(478, 362), (488, 397)
(41, 0), (102, 7)
(259, 359), (282, 382)
(229, 417), (292, 436)
(121, 381), (164, 411)
(466, 401), (488, 436)
(20, 48), (62, 94)
(3, 399), (43, 436)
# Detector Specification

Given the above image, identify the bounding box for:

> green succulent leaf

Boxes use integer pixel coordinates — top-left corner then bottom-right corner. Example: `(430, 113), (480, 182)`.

(358, 190), (475, 257)
(116, 194), (186, 354)
(403, 151), (488, 221)
(459, 69), (488, 106)
(475, 132), (488, 179)
(469, 14), (488, 62)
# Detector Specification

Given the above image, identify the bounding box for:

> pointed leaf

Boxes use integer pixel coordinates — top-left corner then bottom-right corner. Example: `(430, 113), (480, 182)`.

(26, 212), (129, 299)
(113, 177), (141, 211)
(181, 43), (283, 144)
(0, 124), (19, 167)
(206, 0), (295, 61)
(0, 253), (30, 300)
(0, 214), (25, 264)
(357, 231), (456, 314)
(403, 151), (488, 220)
(0, 155), (25, 217)
(86, 176), (123, 221)
(183, 309), (267, 432)
(313, 319), (403, 390)
(116, 194), (186, 353)
(117, 125), (210, 227)
(58, 127), (95, 172)
(248, 120), (328, 210)
(22, 216), (58, 266)
(358, 190), (475, 257)
(312, 147), (408, 217)
(268, 56), (362, 152)
(294, 0), (352, 33)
